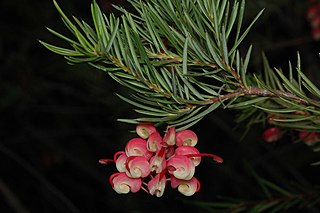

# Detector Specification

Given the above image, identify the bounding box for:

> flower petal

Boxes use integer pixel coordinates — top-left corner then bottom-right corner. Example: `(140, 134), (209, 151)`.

(148, 173), (167, 197)
(109, 172), (142, 194)
(125, 138), (153, 159)
(167, 155), (195, 180)
(176, 130), (198, 146)
(126, 156), (150, 178)
(150, 147), (167, 173)
(163, 127), (176, 146)
(175, 146), (201, 166)
(147, 132), (162, 152)
(170, 176), (200, 196)
(115, 152), (128, 172)
(136, 123), (157, 139)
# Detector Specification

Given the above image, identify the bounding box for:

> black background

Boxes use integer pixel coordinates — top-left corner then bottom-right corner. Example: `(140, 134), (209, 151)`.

(1, 0), (320, 212)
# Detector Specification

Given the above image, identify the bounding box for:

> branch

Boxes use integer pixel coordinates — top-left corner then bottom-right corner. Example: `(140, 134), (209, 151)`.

(210, 86), (319, 106)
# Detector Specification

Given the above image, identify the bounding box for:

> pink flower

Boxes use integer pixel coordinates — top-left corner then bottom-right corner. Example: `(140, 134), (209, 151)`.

(170, 176), (200, 196)
(125, 138), (153, 159)
(176, 130), (198, 146)
(167, 155), (195, 180)
(136, 123), (157, 139)
(163, 127), (176, 146)
(147, 173), (167, 197)
(109, 172), (142, 194)
(125, 156), (150, 178)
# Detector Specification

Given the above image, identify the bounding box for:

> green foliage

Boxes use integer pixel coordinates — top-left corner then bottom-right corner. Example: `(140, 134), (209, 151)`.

(40, 0), (319, 133)
(39, 0), (320, 211)
(181, 167), (320, 213)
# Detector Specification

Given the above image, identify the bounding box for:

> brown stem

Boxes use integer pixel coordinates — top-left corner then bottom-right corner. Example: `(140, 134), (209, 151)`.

(210, 86), (319, 106)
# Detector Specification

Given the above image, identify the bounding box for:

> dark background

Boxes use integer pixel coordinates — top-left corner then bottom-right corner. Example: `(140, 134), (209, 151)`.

(1, 0), (320, 212)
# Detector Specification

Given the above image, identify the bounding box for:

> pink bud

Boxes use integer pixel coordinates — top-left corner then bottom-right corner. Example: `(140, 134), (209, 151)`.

(176, 130), (198, 146)
(126, 156), (150, 178)
(175, 146), (201, 166)
(136, 123), (157, 139)
(109, 172), (142, 194)
(163, 127), (176, 146)
(125, 138), (153, 159)
(147, 173), (167, 197)
(147, 132), (162, 152)
(170, 176), (200, 196)
(167, 155), (195, 180)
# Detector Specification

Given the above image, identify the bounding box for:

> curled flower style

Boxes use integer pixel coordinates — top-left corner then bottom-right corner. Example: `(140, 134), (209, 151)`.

(167, 155), (195, 180)
(136, 123), (157, 139)
(176, 130), (198, 146)
(170, 176), (200, 196)
(109, 172), (142, 194)
(125, 138), (153, 159)
(125, 156), (150, 178)
(147, 173), (167, 197)
(100, 124), (223, 197)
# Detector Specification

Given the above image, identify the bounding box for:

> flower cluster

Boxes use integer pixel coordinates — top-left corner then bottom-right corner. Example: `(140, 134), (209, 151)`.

(307, 0), (320, 40)
(99, 123), (223, 197)
(263, 113), (319, 145)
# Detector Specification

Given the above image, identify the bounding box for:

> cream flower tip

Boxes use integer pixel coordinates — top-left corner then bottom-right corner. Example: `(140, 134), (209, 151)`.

(110, 172), (142, 194)
(176, 130), (198, 146)
(136, 123), (157, 139)
(171, 176), (199, 196)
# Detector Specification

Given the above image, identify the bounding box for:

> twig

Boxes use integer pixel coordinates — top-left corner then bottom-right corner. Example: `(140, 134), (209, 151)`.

(210, 86), (318, 106)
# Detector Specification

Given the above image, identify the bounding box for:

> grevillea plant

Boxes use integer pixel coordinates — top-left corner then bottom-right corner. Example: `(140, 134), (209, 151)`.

(40, 0), (320, 211)
(99, 123), (222, 196)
